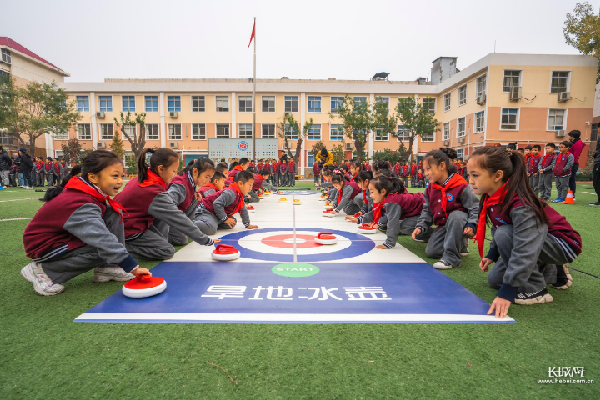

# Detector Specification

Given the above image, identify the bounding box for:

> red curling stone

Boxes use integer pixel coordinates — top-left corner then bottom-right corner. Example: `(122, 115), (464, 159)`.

(212, 244), (240, 261)
(122, 274), (167, 299)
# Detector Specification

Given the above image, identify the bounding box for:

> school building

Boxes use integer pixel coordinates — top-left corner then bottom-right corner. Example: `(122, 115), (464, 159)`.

(1, 37), (598, 173)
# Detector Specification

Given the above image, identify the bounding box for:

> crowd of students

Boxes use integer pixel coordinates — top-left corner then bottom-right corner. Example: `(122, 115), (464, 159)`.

(219, 155), (297, 188)
(0, 146), (69, 189)
(18, 134), (588, 318)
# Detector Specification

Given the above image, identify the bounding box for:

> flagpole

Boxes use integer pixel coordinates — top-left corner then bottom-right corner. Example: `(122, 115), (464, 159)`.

(252, 17), (256, 161)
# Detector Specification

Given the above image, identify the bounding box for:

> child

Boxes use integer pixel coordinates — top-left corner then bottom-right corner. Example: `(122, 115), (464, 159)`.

(417, 169), (424, 188)
(115, 148), (216, 261)
(288, 159), (296, 187)
(412, 148), (479, 269)
(527, 145), (542, 197)
(327, 170), (362, 216)
(36, 157), (45, 187)
(538, 143), (557, 202)
(280, 159), (289, 187)
(552, 141), (574, 203)
(45, 157), (54, 187)
(228, 158), (249, 180)
(21, 150), (150, 296)
(468, 147), (582, 317)
(248, 168), (276, 203)
(410, 161), (418, 188)
(273, 158), (281, 187)
(52, 158), (60, 186)
(61, 158), (68, 181)
(195, 170), (258, 235)
(166, 158), (222, 246)
(349, 170), (374, 216)
(355, 176), (430, 248)
(200, 172), (226, 197)
(401, 162), (409, 187)
(524, 145), (532, 160)
(341, 164), (352, 181)
(313, 161), (320, 186)
(393, 161), (401, 177)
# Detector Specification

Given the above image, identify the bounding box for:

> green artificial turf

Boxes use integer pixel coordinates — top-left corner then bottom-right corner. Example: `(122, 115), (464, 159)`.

(1, 185), (599, 399)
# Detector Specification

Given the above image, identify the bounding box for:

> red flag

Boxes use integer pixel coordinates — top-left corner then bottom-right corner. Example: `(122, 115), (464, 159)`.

(248, 21), (255, 48)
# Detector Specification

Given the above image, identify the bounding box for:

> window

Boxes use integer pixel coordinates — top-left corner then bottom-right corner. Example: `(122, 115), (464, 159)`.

(308, 96), (321, 113)
(375, 128), (388, 141)
(122, 96), (135, 112)
(330, 124), (344, 141)
(353, 97), (367, 113)
(456, 148), (464, 160)
(99, 96), (112, 112)
(168, 96), (181, 112)
(145, 96), (158, 112)
(262, 124), (275, 138)
(458, 85), (467, 106)
(284, 96), (298, 113)
(1, 48), (11, 64)
(330, 97), (343, 113)
(100, 123), (114, 140)
(308, 124), (321, 140)
(216, 124), (229, 138)
(548, 109), (566, 131)
(308, 154), (314, 168)
(422, 98), (435, 114)
(0, 70), (9, 78)
(397, 125), (411, 141)
(54, 129), (69, 141)
(443, 93), (451, 112)
(192, 96), (205, 112)
(501, 108), (519, 130)
(503, 70), (521, 92)
(443, 123), (449, 140)
(262, 96), (275, 112)
(457, 117), (466, 137)
(77, 123), (91, 140)
(421, 132), (434, 142)
(476, 74), (486, 97)
(376, 97), (389, 110)
(239, 123), (253, 139)
(123, 124), (136, 139)
(216, 96), (229, 112)
(551, 71), (569, 94)
(284, 123), (298, 140)
(238, 96), (253, 112)
(192, 123), (206, 140)
(168, 123), (182, 140)
(475, 111), (485, 133)
(76, 96), (89, 112)
(146, 123), (159, 140)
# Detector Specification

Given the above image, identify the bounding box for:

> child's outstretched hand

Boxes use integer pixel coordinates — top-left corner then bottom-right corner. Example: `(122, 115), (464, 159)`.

(479, 258), (493, 272)
(213, 239), (222, 244)
(488, 297), (511, 319)
(132, 267), (151, 278)
(247, 225), (258, 229)
(412, 228), (422, 240)
(463, 227), (474, 238)
(194, 192), (203, 202)
(225, 218), (236, 228)
(345, 216), (358, 223)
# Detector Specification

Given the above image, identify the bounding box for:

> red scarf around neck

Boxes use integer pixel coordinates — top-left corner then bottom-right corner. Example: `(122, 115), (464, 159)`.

(64, 177), (126, 221)
(233, 165), (244, 172)
(202, 182), (218, 192)
(430, 173), (468, 216)
(227, 182), (246, 216)
(372, 201), (385, 224)
(476, 181), (509, 259)
(138, 169), (166, 189)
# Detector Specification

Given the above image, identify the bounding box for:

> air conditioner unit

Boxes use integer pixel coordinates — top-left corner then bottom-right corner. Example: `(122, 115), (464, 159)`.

(1, 51), (11, 64)
(169, 112), (178, 118)
(558, 92), (570, 103)
(509, 87), (522, 101)
(458, 137), (465, 144)
(169, 142), (179, 149)
(443, 140), (450, 146)
(97, 142), (106, 149)
(345, 143), (354, 150)
(555, 130), (566, 138)
(96, 112), (105, 119)
(476, 93), (486, 105)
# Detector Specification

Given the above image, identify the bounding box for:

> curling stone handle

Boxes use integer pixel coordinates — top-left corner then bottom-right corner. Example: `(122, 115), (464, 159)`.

(216, 244), (233, 250)
(318, 232), (333, 238)
(138, 273), (152, 282)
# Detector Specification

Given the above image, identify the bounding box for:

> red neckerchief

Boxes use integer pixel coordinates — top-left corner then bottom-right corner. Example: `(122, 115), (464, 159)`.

(138, 169), (166, 189)
(233, 165), (244, 172)
(64, 177), (127, 222)
(202, 182), (218, 192)
(541, 153), (553, 167)
(227, 182), (246, 216)
(372, 201), (385, 224)
(476, 181), (509, 258)
(430, 173), (468, 216)
(336, 182), (346, 207)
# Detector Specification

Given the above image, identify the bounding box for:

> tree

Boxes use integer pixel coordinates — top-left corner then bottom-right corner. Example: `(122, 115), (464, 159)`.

(109, 130), (124, 160)
(394, 96), (440, 161)
(310, 140), (325, 157)
(564, 2), (600, 82)
(277, 114), (313, 165)
(114, 111), (147, 171)
(0, 79), (80, 155)
(373, 148), (402, 165)
(61, 138), (92, 165)
(331, 143), (345, 164)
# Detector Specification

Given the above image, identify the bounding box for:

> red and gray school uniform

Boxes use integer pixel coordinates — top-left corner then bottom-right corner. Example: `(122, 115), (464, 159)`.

(280, 162), (289, 186)
(273, 161), (281, 186)
(35, 161), (45, 186)
(553, 152), (574, 199)
(44, 162), (54, 186)
(417, 172), (425, 188)
(288, 161), (296, 187)
(23, 177), (138, 284)
(360, 192), (429, 248)
(61, 161), (68, 180)
(115, 172), (213, 261)
(228, 165), (244, 181)
(248, 174), (274, 203)
(354, 185), (373, 214)
(410, 164), (418, 187)
(199, 182), (219, 197)
(393, 164), (401, 176)
(527, 154), (542, 195)
(331, 180), (362, 215)
(415, 173), (479, 267)
(313, 162), (320, 184)
(483, 195), (582, 302)
(538, 153), (557, 200)
(195, 184), (251, 235)
(401, 165), (409, 187)
(166, 172), (215, 246)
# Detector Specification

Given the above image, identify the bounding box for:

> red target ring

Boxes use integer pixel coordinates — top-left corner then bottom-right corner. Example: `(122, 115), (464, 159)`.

(261, 234), (323, 249)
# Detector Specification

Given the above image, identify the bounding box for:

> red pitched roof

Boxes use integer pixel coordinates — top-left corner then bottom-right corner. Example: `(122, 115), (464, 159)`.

(0, 37), (66, 74)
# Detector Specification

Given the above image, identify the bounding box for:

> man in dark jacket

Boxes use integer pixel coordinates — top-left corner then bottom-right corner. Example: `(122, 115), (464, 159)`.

(0, 146), (12, 187)
(591, 138), (600, 206)
(15, 148), (33, 188)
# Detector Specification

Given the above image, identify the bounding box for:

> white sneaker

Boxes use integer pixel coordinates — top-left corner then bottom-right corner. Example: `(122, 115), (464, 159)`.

(20, 262), (65, 296)
(433, 259), (459, 270)
(93, 267), (135, 283)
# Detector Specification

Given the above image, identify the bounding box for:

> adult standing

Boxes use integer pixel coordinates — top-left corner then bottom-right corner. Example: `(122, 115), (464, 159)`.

(567, 129), (585, 198)
(591, 138), (600, 206)
(16, 148), (33, 188)
(315, 147), (333, 166)
(0, 145), (12, 187)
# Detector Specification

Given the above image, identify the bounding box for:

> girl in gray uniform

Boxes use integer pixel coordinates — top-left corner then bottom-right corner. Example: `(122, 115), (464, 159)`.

(329, 170), (362, 216)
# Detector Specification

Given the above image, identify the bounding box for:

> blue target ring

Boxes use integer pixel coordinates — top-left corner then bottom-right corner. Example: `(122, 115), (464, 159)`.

(219, 228), (375, 262)
(275, 191), (316, 195)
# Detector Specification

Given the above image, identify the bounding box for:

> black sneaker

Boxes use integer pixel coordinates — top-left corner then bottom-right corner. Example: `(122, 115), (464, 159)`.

(551, 264), (573, 290)
(377, 225), (387, 233)
(514, 288), (553, 305)
(589, 202), (600, 206)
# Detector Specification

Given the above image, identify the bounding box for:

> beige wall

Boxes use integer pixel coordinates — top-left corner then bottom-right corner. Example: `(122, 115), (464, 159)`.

(8, 52), (66, 84)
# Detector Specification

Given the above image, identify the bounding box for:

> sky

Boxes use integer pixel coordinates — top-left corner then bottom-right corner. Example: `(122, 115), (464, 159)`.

(3, 0), (597, 83)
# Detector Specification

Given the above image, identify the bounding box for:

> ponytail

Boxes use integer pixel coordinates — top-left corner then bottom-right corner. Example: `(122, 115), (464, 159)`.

(137, 148), (179, 184)
(182, 157), (215, 176)
(423, 147), (458, 174)
(43, 165), (82, 202)
(370, 175), (404, 196)
(355, 170), (373, 183)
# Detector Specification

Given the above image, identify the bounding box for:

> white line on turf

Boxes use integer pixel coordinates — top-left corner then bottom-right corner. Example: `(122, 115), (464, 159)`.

(292, 194), (297, 263)
(0, 198), (37, 203)
(0, 218), (31, 222)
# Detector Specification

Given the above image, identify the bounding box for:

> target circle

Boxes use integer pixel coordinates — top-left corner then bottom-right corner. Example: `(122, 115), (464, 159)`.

(261, 234), (323, 249)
